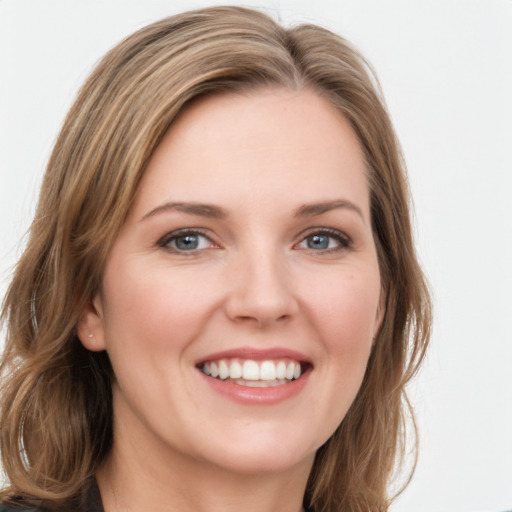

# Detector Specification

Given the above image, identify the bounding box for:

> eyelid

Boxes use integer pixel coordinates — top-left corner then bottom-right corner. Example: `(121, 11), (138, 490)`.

(295, 227), (352, 252)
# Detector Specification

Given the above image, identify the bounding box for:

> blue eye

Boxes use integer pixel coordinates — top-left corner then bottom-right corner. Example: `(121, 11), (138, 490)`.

(159, 230), (213, 252)
(307, 234), (330, 250)
(298, 230), (350, 252)
(174, 234), (201, 250)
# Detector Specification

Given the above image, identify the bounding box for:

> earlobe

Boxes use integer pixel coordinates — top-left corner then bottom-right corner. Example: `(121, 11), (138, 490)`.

(77, 299), (107, 352)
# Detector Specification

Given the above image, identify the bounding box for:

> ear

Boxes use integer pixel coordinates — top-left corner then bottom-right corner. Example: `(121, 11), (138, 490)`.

(76, 297), (107, 352)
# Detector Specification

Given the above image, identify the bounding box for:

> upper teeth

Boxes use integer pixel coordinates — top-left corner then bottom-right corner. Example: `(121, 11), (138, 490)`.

(201, 359), (302, 381)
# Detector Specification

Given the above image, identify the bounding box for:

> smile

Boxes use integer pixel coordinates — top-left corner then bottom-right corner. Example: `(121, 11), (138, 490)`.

(199, 358), (303, 387)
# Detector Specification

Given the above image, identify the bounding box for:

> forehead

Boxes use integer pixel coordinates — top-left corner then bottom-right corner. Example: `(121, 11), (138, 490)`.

(132, 87), (369, 218)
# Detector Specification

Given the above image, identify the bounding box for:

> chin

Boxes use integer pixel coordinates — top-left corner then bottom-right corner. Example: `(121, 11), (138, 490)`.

(191, 426), (322, 476)
(212, 449), (315, 476)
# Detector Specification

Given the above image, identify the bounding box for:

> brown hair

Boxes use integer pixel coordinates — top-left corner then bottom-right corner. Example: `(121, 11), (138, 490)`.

(1, 6), (431, 511)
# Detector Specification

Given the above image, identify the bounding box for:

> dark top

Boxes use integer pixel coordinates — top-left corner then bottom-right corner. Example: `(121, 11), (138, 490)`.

(2, 487), (509, 512)
(1, 481), (317, 511)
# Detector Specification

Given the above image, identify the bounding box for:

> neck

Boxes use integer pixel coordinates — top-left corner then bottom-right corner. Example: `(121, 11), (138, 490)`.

(96, 433), (312, 512)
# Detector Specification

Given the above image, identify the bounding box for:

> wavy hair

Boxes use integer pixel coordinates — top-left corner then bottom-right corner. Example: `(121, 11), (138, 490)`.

(1, 6), (431, 511)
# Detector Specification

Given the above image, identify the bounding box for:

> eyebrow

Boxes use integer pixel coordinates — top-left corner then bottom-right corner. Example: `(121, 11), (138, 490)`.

(141, 199), (365, 223)
(141, 202), (227, 221)
(294, 200), (366, 222)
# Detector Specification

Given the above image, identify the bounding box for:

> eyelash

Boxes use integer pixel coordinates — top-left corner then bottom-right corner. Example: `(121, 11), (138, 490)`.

(296, 228), (352, 253)
(157, 229), (216, 254)
(157, 228), (352, 254)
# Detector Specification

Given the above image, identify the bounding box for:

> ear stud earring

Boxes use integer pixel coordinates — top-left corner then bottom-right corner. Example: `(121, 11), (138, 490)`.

(88, 333), (93, 338)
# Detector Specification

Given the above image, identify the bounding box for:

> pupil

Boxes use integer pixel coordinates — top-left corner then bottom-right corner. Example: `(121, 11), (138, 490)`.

(308, 234), (329, 250)
(176, 235), (198, 250)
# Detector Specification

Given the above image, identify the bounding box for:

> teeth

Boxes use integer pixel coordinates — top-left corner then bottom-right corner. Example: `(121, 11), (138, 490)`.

(242, 360), (260, 380)
(218, 360), (229, 380)
(239, 379), (289, 387)
(286, 362), (295, 380)
(200, 358), (303, 385)
(230, 360), (242, 379)
(260, 361), (277, 380)
(276, 361), (286, 379)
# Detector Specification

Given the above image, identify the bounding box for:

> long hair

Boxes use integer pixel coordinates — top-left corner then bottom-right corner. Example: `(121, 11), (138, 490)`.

(1, 6), (431, 511)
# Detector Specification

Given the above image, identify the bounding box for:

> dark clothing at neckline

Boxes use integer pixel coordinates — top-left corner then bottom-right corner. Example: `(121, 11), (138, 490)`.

(1, 480), (315, 511)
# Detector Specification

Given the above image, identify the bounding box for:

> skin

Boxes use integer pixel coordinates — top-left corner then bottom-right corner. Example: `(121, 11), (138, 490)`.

(78, 88), (384, 512)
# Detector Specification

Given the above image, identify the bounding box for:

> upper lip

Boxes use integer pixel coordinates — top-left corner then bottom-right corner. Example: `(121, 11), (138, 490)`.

(196, 347), (312, 366)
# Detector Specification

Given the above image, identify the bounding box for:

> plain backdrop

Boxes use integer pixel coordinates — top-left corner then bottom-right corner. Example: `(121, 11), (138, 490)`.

(1, 1), (511, 511)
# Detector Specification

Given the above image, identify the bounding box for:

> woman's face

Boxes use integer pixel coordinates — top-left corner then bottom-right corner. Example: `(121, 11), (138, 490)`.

(80, 88), (383, 477)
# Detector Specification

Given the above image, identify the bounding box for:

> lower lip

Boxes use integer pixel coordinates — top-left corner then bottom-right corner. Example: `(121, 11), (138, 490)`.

(199, 370), (311, 405)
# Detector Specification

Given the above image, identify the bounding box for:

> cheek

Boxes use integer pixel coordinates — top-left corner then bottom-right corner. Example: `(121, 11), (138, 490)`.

(308, 269), (381, 343)
(100, 260), (219, 354)
(292, 266), (381, 443)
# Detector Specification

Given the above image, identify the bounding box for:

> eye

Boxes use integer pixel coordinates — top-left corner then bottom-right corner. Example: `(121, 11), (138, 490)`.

(296, 229), (351, 252)
(158, 229), (216, 253)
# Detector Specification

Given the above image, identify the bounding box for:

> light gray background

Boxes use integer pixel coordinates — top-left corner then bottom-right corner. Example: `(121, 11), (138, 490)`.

(1, 1), (511, 511)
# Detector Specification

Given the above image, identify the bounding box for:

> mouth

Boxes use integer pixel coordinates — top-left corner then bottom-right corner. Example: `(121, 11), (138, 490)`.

(197, 358), (311, 388)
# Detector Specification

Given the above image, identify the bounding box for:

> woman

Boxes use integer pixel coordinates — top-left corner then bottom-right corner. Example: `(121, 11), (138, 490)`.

(0, 6), (431, 512)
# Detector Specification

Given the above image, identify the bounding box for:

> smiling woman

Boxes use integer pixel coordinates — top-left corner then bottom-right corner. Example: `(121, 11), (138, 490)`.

(0, 6), (431, 512)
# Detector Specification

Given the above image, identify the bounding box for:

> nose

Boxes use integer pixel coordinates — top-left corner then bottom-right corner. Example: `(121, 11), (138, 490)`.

(224, 248), (298, 328)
